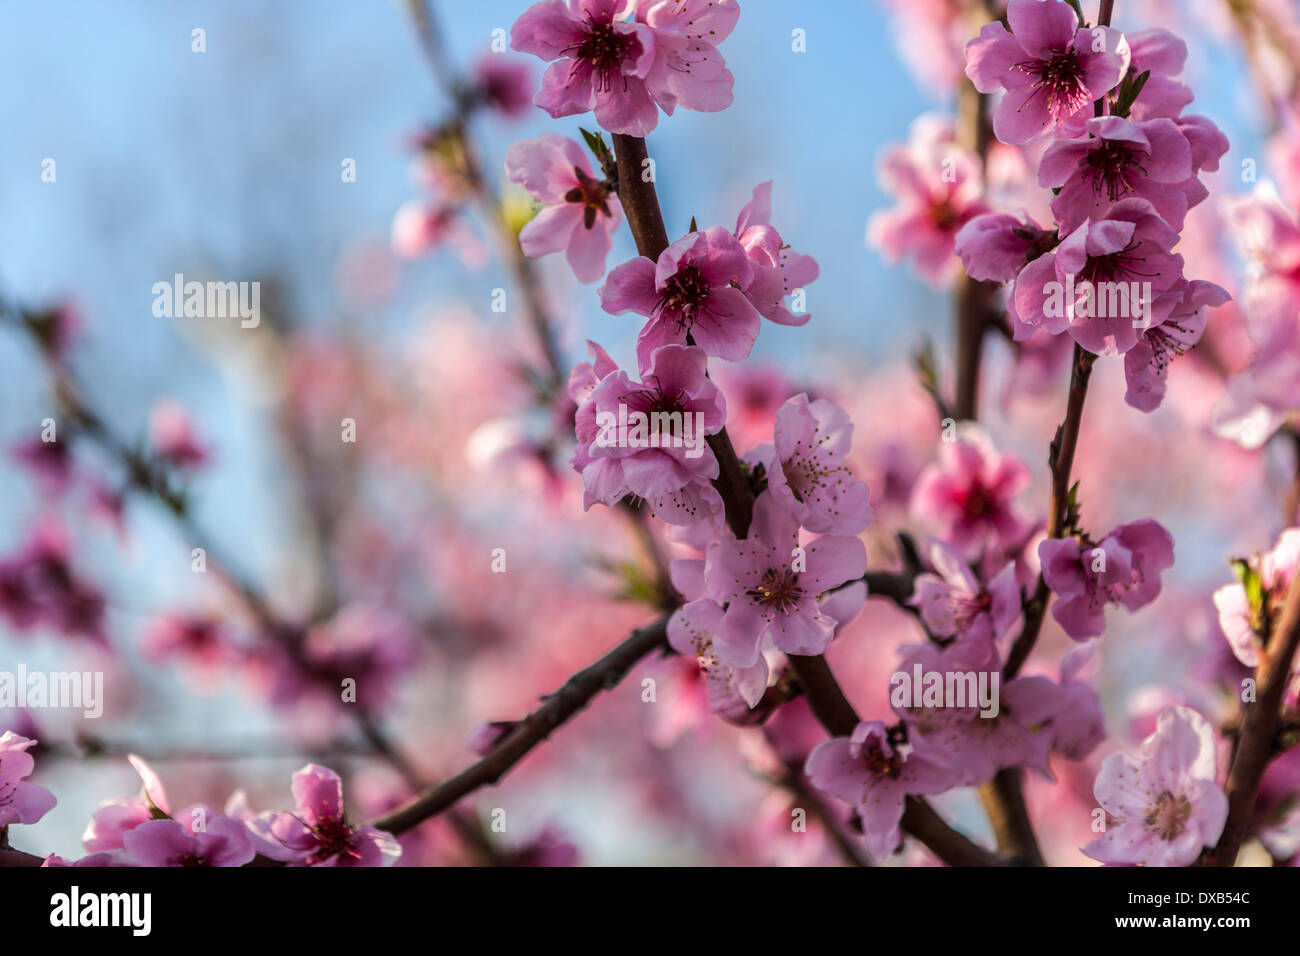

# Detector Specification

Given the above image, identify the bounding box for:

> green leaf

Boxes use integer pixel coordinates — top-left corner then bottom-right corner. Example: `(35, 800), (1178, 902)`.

(1114, 70), (1151, 118)
(688, 216), (699, 233)
(1231, 558), (1264, 617)
(579, 127), (611, 167)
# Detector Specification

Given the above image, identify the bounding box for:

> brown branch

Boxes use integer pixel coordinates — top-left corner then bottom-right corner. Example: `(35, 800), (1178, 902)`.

(784, 655), (1002, 865)
(978, 768), (1045, 865)
(1285, 427), (1300, 526)
(952, 78), (996, 421)
(613, 133), (756, 538)
(608, 133), (1000, 866)
(0, 848), (45, 868)
(1003, 344), (1096, 680)
(772, 760), (873, 867)
(373, 616), (669, 834)
(611, 134), (672, 259)
(1204, 521), (1300, 864)
(787, 654), (860, 736)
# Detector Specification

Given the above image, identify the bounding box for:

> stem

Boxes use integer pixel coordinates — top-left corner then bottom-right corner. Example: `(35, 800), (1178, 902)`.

(611, 134), (671, 258)
(612, 133), (755, 539)
(373, 616), (669, 834)
(773, 760), (873, 867)
(785, 655), (1002, 865)
(1204, 513), (1300, 864)
(952, 80), (995, 421)
(787, 655), (859, 736)
(1003, 345), (1096, 680)
(611, 133), (996, 865)
(1285, 427), (1300, 526)
(979, 768), (1045, 865)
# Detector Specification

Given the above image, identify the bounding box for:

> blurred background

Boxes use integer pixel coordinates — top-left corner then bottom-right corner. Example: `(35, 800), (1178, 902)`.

(0, 0), (1294, 864)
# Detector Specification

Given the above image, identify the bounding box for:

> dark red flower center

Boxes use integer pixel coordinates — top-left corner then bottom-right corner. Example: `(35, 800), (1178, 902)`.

(1082, 238), (1161, 284)
(860, 738), (903, 779)
(745, 567), (804, 613)
(1085, 140), (1146, 202)
(566, 14), (637, 93)
(300, 813), (364, 865)
(1016, 50), (1090, 121)
(563, 166), (613, 230)
(656, 264), (712, 332)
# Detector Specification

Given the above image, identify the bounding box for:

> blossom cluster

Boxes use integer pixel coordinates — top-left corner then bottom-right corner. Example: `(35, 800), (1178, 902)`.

(493, 0), (1258, 867)
(7, 0), (1299, 873)
(1, 741), (400, 867)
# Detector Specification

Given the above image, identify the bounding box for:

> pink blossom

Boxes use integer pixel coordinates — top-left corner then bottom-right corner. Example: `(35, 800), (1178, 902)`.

(1214, 528), (1300, 668)
(246, 604), (414, 716)
(122, 815), (255, 867)
(711, 361), (798, 453)
(1039, 518), (1175, 640)
(867, 116), (989, 286)
(666, 554), (770, 717)
(1211, 195), (1300, 448)
(247, 764), (401, 866)
(10, 434), (74, 496)
(732, 182), (819, 325)
(141, 612), (234, 678)
(637, 0), (737, 116)
(0, 732), (56, 827)
(668, 595), (770, 713)
(1084, 706), (1228, 866)
(909, 425), (1031, 559)
(954, 212), (1053, 283)
(750, 393), (873, 535)
(891, 634), (1057, 784)
(1038, 116), (1194, 233)
(43, 851), (136, 867)
(600, 225), (764, 368)
(1051, 645), (1107, 760)
(964, 0), (1130, 145)
(805, 721), (953, 859)
(1123, 279), (1229, 412)
(505, 133), (622, 283)
(500, 825), (580, 866)
(879, 0), (969, 92)
(1010, 198), (1185, 355)
(570, 342), (727, 526)
(391, 201), (485, 266)
(910, 538), (1022, 645)
(472, 53), (534, 118)
(510, 0), (736, 136)
(0, 521), (107, 643)
(703, 493), (867, 667)
(149, 401), (209, 469)
(82, 754), (170, 853)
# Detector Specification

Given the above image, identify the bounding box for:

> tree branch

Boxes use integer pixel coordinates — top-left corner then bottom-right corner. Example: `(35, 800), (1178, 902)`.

(373, 616), (669, 834)
(609, 132), (1004, 865)
(1003, 344), (1096, 680)
(1204, 519), (1300, 864)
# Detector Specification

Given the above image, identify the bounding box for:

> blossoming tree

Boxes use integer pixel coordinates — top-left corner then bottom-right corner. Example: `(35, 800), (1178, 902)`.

(2, 0), (1300, 871)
